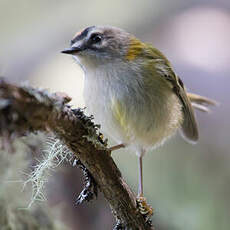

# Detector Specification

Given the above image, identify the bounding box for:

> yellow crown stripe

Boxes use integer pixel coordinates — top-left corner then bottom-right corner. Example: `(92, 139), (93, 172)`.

(125, 37), (145, 61)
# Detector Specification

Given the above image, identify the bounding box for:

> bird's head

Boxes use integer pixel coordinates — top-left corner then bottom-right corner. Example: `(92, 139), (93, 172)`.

(61, 25), (145, 69)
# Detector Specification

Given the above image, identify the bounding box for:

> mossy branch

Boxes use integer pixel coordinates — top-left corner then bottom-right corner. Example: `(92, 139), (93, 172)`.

(0, 79), (154, 230)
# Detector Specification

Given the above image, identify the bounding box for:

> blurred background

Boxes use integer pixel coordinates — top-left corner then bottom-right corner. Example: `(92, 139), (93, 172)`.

(0, 0), (229, 229)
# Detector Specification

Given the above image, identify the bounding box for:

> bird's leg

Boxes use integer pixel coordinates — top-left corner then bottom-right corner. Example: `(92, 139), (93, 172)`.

(136, 150), (153, 225)
(138, 155), (144, 196)
(109, 143), (126, 152)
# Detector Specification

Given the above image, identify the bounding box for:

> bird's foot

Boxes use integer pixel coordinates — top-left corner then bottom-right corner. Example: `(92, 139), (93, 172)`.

(136, 196), (153, 226)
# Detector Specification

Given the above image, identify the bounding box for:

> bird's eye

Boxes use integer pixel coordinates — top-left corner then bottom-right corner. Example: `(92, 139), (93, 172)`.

(90, 33), (102, 43)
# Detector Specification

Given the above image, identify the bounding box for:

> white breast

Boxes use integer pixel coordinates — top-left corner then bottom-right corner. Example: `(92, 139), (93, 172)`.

(82, 61), (183, 152)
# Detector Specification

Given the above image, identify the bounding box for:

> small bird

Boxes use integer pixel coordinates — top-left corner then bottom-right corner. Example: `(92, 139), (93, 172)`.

(62, 25), (216, 219)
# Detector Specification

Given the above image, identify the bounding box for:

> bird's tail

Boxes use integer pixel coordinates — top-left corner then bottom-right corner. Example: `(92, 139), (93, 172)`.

(187, 93), (218, 113)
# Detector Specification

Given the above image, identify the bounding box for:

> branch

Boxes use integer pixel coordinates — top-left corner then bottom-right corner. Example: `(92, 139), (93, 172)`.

(0, 79), (154, 230)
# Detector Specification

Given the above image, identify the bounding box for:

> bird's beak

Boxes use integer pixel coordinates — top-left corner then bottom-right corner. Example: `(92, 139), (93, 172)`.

(61, 46), (82, 55)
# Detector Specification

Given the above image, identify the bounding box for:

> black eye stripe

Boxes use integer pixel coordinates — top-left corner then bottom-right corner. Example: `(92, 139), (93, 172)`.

(71, 26), (95, 45)
(89, 33), (102, 43)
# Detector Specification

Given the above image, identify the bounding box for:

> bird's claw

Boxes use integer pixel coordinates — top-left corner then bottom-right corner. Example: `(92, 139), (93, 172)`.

(136, 196), (153, 225)
(113, 196), (153, 230)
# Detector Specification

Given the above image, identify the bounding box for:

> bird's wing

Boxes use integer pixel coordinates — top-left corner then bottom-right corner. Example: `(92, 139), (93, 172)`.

(148, 47), (199, 143)
(172, 76), (199, 143)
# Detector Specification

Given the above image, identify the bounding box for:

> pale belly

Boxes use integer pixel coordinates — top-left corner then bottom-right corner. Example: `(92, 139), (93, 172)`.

(83, 76), (183, 151)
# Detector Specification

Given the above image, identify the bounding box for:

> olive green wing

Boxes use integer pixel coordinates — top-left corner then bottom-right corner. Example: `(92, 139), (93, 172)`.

(149, 47), (199, 143)
(172, 77), (199, 142)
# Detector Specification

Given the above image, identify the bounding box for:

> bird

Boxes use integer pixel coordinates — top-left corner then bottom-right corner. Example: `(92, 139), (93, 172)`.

(61, 25), (216, 219)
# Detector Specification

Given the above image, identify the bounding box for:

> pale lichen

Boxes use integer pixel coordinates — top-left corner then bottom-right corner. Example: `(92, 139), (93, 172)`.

(23, 136), (73, 208)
